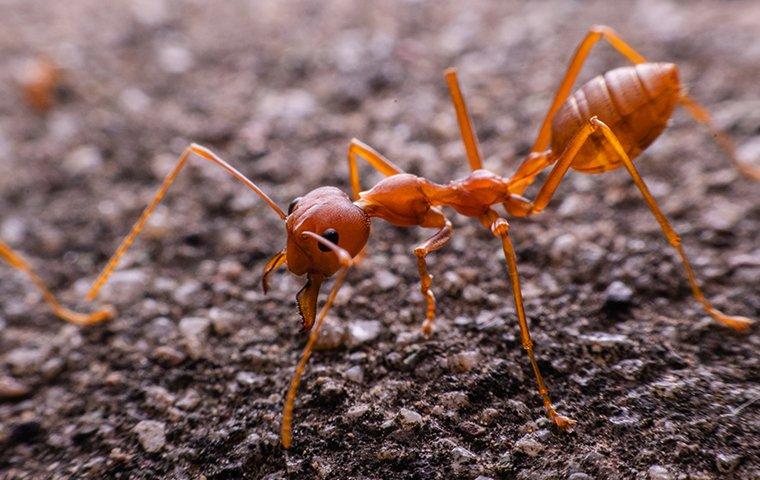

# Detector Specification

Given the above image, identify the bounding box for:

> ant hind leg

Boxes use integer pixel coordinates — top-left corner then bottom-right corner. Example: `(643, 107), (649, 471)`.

(590, 118), (753, 330)
(678, 95), (760, 181)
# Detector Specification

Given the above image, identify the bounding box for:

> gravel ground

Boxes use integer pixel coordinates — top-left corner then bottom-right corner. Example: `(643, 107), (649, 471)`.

(1, 1), (758, 479)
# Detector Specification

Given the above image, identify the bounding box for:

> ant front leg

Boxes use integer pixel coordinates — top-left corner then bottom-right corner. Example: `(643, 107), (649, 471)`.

(0, 240), (114, 325)
(413, 208), (452, 335)
(281, 232), (354, 449)
(87, 143), (287, 301)
(479, 209), (575, 429)
(346, 138), (404, 200)
(346, 138), (405, 265)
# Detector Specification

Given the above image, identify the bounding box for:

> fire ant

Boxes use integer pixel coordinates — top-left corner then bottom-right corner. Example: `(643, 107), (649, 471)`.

(1, 26), (757, 449)
(17, 56), (61, 112)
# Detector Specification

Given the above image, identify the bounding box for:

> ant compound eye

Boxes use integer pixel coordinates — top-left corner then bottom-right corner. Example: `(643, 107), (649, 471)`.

(318, 229), (339, 252)
(288, 197), (302, 215)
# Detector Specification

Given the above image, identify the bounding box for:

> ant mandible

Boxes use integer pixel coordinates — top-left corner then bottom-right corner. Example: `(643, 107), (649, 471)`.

(2, 26), (756, 449)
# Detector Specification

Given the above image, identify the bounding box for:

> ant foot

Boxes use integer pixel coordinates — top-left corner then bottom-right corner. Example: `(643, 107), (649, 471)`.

(420, 321), (434, 337)
(710, 309), (754, 331)
(60, 305), (115, 326)
(552, 414), (577, 431)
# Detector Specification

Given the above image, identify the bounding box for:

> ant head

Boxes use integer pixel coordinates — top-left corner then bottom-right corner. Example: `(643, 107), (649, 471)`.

(283, 186), (370, 330)
(285, 186), (369, 276)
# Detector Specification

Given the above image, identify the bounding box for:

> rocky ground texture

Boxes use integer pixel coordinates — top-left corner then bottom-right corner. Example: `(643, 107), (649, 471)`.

(0, 1), (758, 479)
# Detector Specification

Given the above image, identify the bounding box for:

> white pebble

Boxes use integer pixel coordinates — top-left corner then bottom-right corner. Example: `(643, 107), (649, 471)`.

(398, 408), (423, 427)
(347, 320), (382, 347)
(133, 420), (166, 453)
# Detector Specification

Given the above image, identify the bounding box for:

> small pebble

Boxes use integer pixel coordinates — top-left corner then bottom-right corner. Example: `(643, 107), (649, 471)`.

(153, 346), (186, 366)
(209, 308), (236, 335)
(507, 399), (530, 419)
(715, 453), (741, 473)
(459, 421), (486, 437)
(5, 347), (48, 375)
(314, 317), (346, 350)
(145, 317), (176, 341)
(374, 270), (399, 290)
(236, 371), (260, 386)
(450, 446), (478, 473)
(144, 386), (175, 411)
(550, 233), (578, 261)
(463, 284), (485, 302)
(439, 391), (469, 409)
(447, 351), (480, 373)
(648, 465), (671, 480)
(173, 280), (203, 307)
(104, 372), (124, 386)
(100, 269), (147, 304)
(581, 332), (631, 352)
(311, 456), (332, 479)
(179, 317), (211, 359)
(0, 375), (30, 399)
(64, 145), (102, 175)
(158, 45), (194, 74)
(609, 413), (640, 429)
(568, 474), (591, 480)
(611, 358), (645, 381)
(397, 408), (423, 427)
(345, 404), (370, 421)
(133, 420), (166, 453)
(175, 389), (201, 411)
(315, 377), (345, 401)
(604, 280), (634, 309)
(514, 435), (544, 457)
(346, 320), (382, 347)
(344, 365), (364, 383)
(480, 408), (499, 424)
(40, 357), (64, 380)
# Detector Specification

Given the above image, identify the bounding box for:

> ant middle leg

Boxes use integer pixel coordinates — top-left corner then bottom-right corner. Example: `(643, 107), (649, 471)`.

(529, 25), (646, 154)
(444, 68), (483, 171)
(479, 209), (575, 429)
(413, 208), (452, 335)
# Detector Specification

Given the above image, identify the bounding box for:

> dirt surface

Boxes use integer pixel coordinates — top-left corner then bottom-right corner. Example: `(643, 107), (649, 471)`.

(1, 1), (759, 479)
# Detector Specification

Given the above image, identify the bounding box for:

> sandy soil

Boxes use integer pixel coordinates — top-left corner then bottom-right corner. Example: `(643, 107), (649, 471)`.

(0, 1), (758, 478)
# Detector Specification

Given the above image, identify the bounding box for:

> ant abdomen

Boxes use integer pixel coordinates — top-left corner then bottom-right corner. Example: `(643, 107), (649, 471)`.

(551, 62), (681, 173)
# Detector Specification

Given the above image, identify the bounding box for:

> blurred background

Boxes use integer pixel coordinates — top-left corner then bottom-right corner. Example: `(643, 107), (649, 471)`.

(1, 1), (758, 478)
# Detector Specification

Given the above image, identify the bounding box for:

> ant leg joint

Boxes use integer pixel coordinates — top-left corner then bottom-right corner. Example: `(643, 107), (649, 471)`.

(490, 218), (510, 237)
(590, 24), (614, 34)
